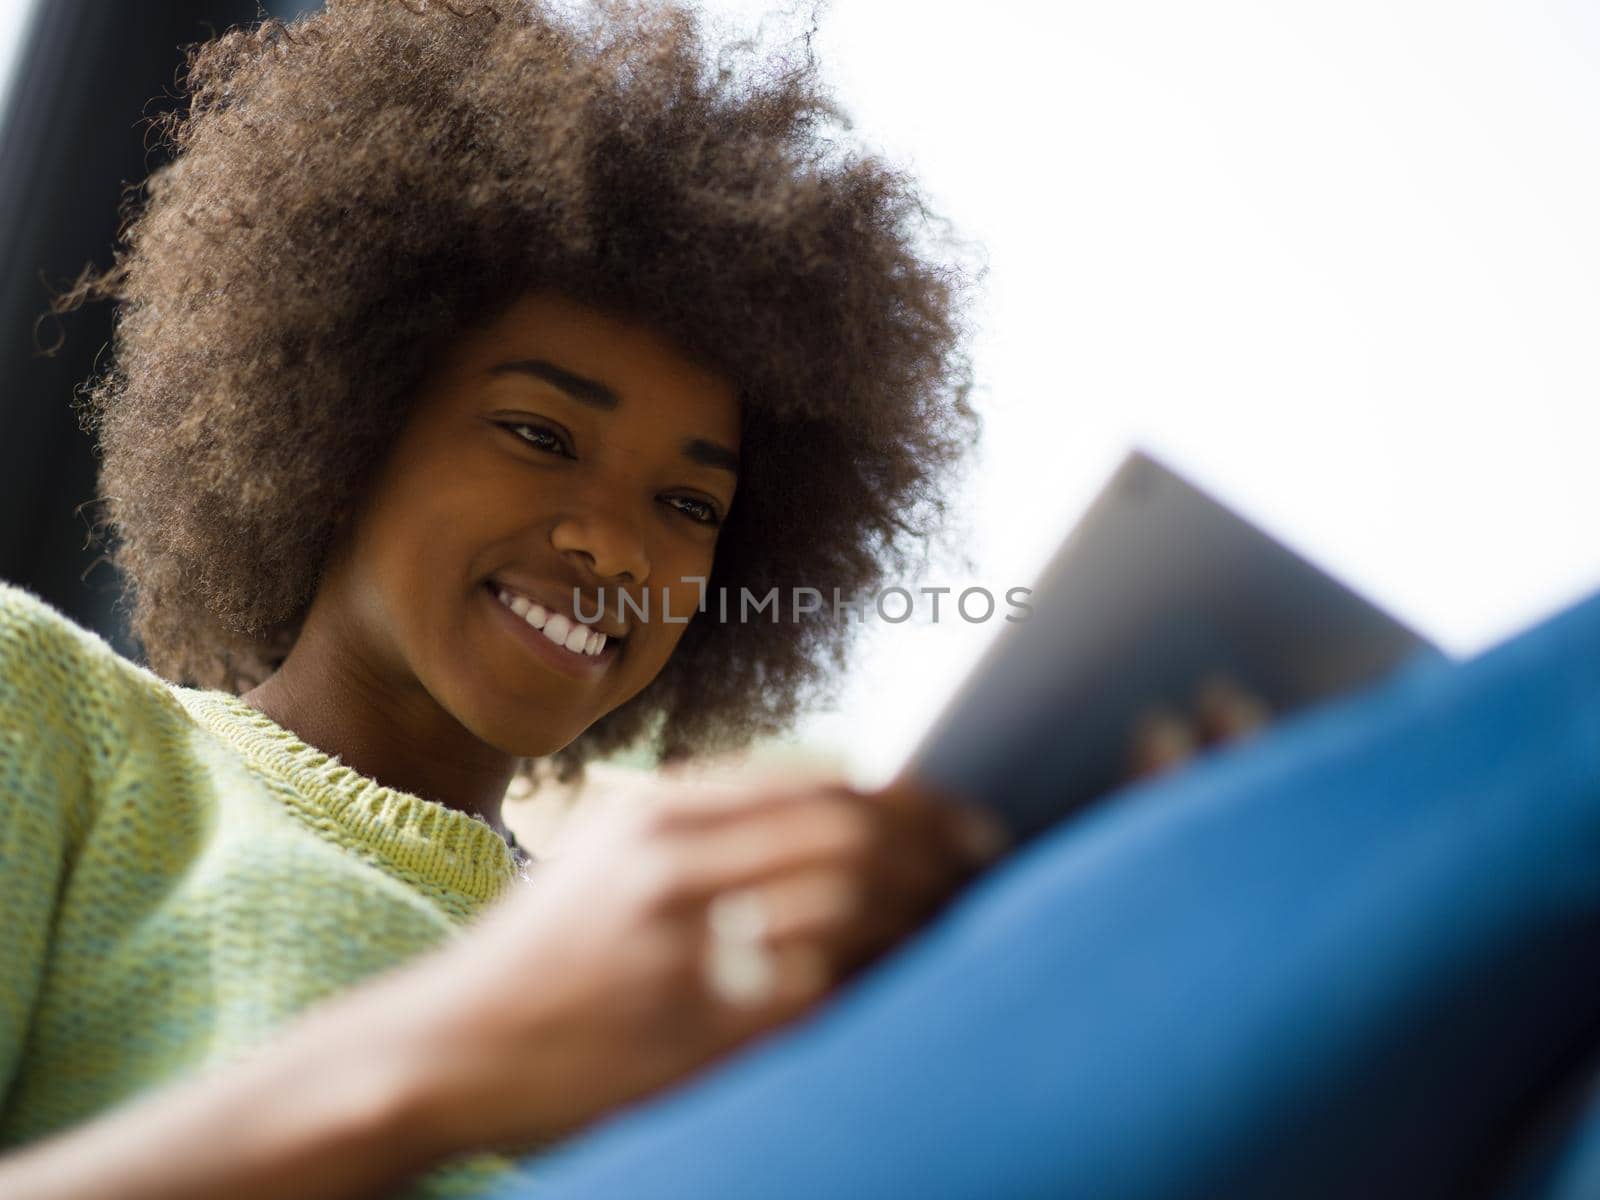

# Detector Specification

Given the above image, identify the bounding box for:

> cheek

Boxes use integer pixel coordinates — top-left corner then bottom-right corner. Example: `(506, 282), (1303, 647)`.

(588, 623), (679, 721)
(620, 576), (711, 682)
(377, 463), (510, 573)
(656, 547), (718, 622)
(349, 482), (492, 649)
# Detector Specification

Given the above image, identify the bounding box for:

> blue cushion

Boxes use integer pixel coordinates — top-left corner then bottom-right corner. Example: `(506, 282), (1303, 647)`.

(1494, 1037), (1600, 1200)
(493, 589), (1600, 1199)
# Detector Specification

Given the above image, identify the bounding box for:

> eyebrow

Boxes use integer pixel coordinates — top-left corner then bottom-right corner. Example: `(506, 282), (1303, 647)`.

(489, 357), (740, 477)
(683, 437), (739, 475)
(490, 358), (619, 410)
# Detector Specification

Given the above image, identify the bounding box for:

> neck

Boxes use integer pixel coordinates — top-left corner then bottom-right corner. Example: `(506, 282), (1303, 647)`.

(241, 619), (519, 841)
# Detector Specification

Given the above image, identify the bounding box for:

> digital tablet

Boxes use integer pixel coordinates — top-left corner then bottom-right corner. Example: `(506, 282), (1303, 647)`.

(899, 450), (1443, 841)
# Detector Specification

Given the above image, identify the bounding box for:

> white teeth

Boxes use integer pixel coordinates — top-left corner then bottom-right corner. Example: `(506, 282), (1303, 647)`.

(495, 586), (608, 657)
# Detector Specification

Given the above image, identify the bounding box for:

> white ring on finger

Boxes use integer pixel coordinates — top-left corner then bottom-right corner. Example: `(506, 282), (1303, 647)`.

(704, 888), (776, 1007)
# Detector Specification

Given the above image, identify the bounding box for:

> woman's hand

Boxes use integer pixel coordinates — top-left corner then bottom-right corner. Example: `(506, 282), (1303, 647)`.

(392, 773), (1007, 1158)
(1125, 675), (1272, 778)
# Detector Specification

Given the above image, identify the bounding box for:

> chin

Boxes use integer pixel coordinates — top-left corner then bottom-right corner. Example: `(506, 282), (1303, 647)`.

(488, 703), (603, 760)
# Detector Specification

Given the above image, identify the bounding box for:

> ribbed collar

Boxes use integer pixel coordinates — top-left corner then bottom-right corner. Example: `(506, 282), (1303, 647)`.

(171, 686), (519, 911)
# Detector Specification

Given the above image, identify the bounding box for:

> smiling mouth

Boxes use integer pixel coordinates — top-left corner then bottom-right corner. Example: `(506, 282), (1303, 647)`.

(484, 581), (621, 665)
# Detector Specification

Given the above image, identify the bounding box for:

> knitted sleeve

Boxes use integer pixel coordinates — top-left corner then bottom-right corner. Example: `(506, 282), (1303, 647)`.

(0, 584), (103, 1102)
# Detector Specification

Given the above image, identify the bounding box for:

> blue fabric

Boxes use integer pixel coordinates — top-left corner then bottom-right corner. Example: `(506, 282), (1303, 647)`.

(495, 590), (1600, 1200)
(1495, 1038), (1600, 1200)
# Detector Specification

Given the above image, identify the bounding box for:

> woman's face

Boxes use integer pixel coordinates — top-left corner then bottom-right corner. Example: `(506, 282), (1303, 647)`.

(319, 289), (741, 757)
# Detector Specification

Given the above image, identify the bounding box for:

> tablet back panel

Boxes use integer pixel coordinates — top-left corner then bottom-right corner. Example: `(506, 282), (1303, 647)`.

(905, 451), (1441, 839)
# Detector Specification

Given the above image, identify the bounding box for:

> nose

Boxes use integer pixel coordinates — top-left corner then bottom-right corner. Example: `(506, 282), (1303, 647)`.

(549, 505), (650, 586)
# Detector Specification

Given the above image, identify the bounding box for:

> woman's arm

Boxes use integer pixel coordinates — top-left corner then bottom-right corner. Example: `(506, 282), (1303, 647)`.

(0, 967), (448, 1200)
(0, 775), (999, 1199)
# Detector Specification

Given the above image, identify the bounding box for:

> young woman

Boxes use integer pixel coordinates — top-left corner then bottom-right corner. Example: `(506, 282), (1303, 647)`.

(0, 2), (999, 1196)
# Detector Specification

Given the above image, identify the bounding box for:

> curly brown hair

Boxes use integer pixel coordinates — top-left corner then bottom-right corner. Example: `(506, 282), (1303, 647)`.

(59, 0), (982, 780)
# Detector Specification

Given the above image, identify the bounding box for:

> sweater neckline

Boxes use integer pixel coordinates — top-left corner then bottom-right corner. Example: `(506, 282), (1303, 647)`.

(171, 686), (519, 908)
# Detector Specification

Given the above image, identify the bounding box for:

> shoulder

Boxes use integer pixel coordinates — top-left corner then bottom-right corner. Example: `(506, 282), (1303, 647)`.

(0, 582), (183, 845)
(0, 581), (176, 741)
(0, 579), (100, 657)
(1, 581), (124, 700)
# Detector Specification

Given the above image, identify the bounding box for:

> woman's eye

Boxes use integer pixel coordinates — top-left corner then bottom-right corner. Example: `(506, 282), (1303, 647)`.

(665, 495), (722, 526)
(502, 422), (570, 457)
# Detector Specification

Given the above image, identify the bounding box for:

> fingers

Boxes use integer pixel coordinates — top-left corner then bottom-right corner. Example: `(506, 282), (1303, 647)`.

(1194, 676), (1271, 741)
(756, 863), (908, 975)
(873, 780), (1011, 869)
(748, 869), (862, 941)
(702, 934), (834, 1040)
(641, 782), (1002, 904)
(656, 787), (1005, 1027)
(648, 791), (881, 902)
(545, 772), (1009, 1043)
(695, 867), (906, 1034)
(1127, 708), (1202, 777)
(1126, 675), (1272, 778)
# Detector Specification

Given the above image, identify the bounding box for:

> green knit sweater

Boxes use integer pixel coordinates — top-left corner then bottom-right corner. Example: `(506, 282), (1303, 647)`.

(0, 580), (527, 1196)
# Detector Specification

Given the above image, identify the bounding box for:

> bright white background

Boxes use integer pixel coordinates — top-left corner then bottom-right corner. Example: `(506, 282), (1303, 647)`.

(713, 0), (1600, 783)
(0, 2), (26, 119)
(6, 2), (1600, 784)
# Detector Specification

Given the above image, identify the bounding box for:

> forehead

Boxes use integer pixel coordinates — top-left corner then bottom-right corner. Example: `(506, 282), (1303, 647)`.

(434, 289), (742, 442)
